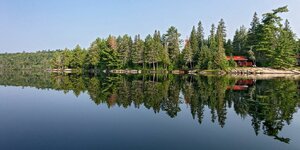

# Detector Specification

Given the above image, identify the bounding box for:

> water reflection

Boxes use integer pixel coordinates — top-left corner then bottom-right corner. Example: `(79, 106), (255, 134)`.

(0, 71), (299, 143)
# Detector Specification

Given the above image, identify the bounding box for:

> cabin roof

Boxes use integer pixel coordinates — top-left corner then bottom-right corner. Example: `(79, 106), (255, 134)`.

(226, 56), (248, 61)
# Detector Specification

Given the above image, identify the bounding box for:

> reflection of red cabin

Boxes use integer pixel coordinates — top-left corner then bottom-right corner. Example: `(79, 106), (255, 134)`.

(227, 79), (255, 91)
(226, 56), (253, 67)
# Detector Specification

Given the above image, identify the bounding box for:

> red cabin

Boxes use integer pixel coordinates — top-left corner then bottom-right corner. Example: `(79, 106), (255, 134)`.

(226, 56), (254, 67)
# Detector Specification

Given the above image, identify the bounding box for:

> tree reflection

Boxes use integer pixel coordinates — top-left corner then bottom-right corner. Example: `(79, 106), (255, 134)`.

(0, 71), (299, 143)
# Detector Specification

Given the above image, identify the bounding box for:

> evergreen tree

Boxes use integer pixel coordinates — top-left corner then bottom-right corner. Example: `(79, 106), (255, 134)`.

(208, 24), (217, 49)
(197, 21), (205, 49)
(273, 19), (297, 67)
(71, 45), (86, 69)
(86, 38), (101, 69)
(232, 26), (248, 55)
(131, 35), (145, 68)
(144, 35), (156, 70)
(224, 39), (233, 55)
(247, 12), (260, 50)
(98, 38), (121, 70)
(164, 26), (181, 68)
(215, 19), (228, 70)
(189, 26), (198, 67)
(60, 48), (73, 69)
(153, 30), (163, 68)
(198, 45), (212, 69)
(117, 35), (132, 68)
(256, 6), (296, 67)
(182, 39), (193, 69)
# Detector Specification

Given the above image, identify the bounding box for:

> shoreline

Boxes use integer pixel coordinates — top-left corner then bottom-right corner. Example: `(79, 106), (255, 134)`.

(48, 67), (300, 75)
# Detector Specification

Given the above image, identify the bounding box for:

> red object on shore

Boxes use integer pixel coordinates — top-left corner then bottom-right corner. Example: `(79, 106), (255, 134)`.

(226, 56), (254, 67)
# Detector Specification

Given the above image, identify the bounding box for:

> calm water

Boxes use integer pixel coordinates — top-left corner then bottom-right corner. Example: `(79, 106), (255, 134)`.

(0, 72), (300, 150)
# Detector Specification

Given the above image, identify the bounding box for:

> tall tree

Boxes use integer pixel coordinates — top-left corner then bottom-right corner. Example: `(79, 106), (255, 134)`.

(215, 19), (228, 69)
(189, 26), (198, 67)
(117, 35), (132, 68)
(273, 19), (297, 67)
(131, 34), (145, 68)
(144, 35), (156, 70)
(232, 26), (248, 55)
(164, 26), (181, 68)
(86, 38), (101, 70)
(182, 39), (193, 69)
(247, 12), (260, 50)
(71, 45), (86, 69)
(153, 30), (163, 68)
(197, 21), (205, 49)
(256, 6), (296, 67)
(208, 24), (217, 49)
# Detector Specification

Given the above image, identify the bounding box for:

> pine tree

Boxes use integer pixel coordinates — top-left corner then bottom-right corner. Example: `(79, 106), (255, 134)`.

(273, 19), (297, 68)
(71, 45), (86, 69)
(208, 24), (217, 49)
(197, 21), (205, 49)
(198, 45), (211, 69)
(164, 26), (181, 68)
(189, 26), (198, 68)
(117, 35), (132, 68)
(182, 39), (193, 69)
(86, 38), (101, 70)
(131, 35), (145, 68)
(247, 12), (260, 50)
(215, 19), (228, 70)
(153, 30), (163, 69)
(232, 26), (248, 55)
(224, 39), (233, 55)
(256, 6), (295, 67)
(144, 35), (156, 70)
(61, 48), (73, 69)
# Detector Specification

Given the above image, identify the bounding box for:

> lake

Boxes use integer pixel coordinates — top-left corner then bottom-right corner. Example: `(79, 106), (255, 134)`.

(0, 72), (300, 150)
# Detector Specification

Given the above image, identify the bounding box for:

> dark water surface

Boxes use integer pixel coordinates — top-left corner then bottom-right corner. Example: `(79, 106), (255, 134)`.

(0, 72), (300, 150)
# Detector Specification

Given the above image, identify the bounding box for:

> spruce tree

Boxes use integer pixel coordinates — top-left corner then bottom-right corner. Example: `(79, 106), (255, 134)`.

(189, 26), (198, 68)
(215, 19), (228, 70)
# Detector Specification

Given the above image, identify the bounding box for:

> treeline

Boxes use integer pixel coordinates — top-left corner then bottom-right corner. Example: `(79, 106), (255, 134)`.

(0, 50), (56, 70)
(51, 6), (300, 71)
(0, 6), (299, 71)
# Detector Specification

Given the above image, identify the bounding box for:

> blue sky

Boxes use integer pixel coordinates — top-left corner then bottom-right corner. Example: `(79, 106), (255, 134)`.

(0, 0), (299, 53)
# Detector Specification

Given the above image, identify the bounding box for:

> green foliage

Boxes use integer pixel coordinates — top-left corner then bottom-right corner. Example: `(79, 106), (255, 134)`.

(182, 40), (193, 68)
(256, 6), (297, 68)
(2, 6), (299, 71)
(232, 26), (248, 55)
(86, 38), (101, 69)
(131, 35), (144, 66)
(164, 26), (181, 68)
(117, 35), (132, 68)
(215, 19), (229, 70)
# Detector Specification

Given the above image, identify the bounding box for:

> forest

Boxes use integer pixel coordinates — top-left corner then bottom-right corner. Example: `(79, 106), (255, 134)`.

(0, 6), (299, 71)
